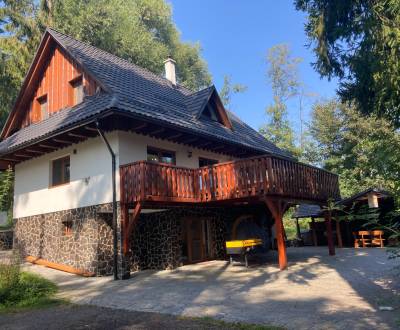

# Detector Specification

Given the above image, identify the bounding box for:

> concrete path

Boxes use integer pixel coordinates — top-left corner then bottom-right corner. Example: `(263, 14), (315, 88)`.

(22, 247), (400, 329)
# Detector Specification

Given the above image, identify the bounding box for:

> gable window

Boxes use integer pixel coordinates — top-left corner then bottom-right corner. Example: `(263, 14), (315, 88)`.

(199, 157), (218, 167)
(147, 147), (176, 165)
(201, 104), (218, 121)
(69, 76), (84, 105)
(51, 156), (70, 187)
(37, 95), (48, 120)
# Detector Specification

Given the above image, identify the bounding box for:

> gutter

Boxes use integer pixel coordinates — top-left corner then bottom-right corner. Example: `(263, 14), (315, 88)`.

(95, 121), (119, 280)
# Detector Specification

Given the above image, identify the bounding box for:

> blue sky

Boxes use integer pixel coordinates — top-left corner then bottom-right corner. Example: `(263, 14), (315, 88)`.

(170, 0), (338, 134)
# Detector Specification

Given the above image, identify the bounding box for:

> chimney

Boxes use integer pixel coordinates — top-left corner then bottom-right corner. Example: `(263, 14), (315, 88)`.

(164, 56), (176, 85)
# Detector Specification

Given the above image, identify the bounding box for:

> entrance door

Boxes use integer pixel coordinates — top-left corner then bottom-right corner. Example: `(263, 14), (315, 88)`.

(184, 218), (214, 264)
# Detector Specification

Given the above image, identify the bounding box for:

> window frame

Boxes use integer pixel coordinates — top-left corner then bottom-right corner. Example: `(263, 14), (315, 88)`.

(147, 146), (176, 165)
(50, 155), (71, 188)
(62, 220), (73, 236)
(37, 94), (48, 120)
(199, 157), (219, 167)
(69, 75), (85, 106)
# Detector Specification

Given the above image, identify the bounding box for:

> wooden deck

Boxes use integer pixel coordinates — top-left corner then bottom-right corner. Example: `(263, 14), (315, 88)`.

(120, 155), (340, 205)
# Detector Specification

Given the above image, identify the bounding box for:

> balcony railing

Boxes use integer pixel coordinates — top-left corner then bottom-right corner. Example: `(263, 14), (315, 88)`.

(120, 155), (340, 205)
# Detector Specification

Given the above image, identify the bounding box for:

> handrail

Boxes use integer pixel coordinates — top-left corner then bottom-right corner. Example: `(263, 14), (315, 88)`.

(120, 155), (340, 204)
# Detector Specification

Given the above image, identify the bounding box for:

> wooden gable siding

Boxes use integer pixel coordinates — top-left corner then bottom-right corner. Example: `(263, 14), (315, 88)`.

(21, 46), (98, 127)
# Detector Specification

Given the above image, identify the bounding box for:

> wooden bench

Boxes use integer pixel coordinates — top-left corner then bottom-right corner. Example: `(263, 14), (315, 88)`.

(353, 230), (385, 248)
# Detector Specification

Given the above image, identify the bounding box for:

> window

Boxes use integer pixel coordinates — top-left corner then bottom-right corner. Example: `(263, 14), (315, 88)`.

(201, 104), (218, 121)
(51, 156), (70, 187)
(62, 221), (73, 236)
(199, 157), (218, 167)
(69, 76), (84, 105)
(37, 95), (48, 120)
(147, 147), (176, 165)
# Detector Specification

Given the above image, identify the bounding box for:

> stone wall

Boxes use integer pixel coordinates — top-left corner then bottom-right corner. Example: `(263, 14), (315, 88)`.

(14, 204), (114, 276)
(14, 202), (271, 277)
(129, 206), (267, 272)
(0, 229), (13, 250)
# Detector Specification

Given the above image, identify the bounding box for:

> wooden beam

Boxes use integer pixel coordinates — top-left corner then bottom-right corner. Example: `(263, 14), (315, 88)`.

(196, 141), (212, 148)
(68, 132), (89, 139)
(14, 154), (31, 158)
(123, 202), (142, 255)
(183, 137), (198, 144)
(53, 138), (71, 144)
(25, 149), (44, 155)
(132, 122), (148, 131)
(2, 157), (18, 162)
(264, 198), (288, 270)
(39, 144), (58, 150)
(311, 217), (318, 246)
(166, 133), (183, 140)
(148, 128), (165, 136)
(211, 145), (225, 151)
(335, 216), (343, 248)
(84, 126), (98, 132)
(324, 211), (335, 256)
(26, 256), (94, 277)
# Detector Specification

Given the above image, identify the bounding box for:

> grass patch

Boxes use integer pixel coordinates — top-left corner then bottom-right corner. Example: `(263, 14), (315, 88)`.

(0, 261), (64, 313)
(180, 316), (285, 330)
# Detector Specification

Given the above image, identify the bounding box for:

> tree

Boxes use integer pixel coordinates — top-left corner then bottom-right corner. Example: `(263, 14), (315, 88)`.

(295, 0), (400, 127)
(219, 75), (247, 109)
(0, 0), (211, 128)
(260, 44), (302, 156)
(308, 99), (400, 199)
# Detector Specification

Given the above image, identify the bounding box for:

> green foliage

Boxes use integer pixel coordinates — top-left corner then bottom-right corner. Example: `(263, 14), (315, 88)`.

(260, 44), (302, 156)
(0, 0), (211, 128)
(0, 254), (60, 312)
(0, 167), (14, 212)
(307, 99), (400, 200)
(219, 75), (247, 109)
(295, 0), (400, 127)
(0, 253), (60, 312)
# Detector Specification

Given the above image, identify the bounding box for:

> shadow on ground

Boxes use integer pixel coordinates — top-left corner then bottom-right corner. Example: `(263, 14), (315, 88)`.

(18, 247), (400, 330)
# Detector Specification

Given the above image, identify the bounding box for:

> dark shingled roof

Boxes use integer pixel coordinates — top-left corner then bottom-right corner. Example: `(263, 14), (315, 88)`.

(0, 28), (292, 158)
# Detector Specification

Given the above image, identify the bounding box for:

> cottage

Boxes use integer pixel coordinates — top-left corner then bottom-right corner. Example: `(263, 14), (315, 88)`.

(0, 29), (340, 279)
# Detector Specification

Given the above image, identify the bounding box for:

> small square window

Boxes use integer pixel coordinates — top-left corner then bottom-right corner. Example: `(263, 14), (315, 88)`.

(51, 156), (70, 187)
(37, 95), (48, 120)
(62, 221), (73, 236)
(69, 76), (84, 105)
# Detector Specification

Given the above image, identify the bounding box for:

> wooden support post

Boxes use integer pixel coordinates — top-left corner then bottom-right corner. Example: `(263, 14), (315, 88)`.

(265, 199), (287, 270)
(123, 203), (142, 255)
(324, 211), (335, 256)
(311, 217), (318, 246)
(335, 216), (343, 248)
(295, 217), (301, 240)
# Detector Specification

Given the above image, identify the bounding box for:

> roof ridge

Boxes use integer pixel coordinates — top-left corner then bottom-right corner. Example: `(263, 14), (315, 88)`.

(46, 27), (194, 95)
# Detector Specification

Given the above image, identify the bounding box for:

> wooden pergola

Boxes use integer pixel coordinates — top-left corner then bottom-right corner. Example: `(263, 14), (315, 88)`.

(120, 155), (341, 270)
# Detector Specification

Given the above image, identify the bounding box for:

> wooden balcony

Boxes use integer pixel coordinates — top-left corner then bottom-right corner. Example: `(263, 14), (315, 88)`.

(119, 155), (340, 206)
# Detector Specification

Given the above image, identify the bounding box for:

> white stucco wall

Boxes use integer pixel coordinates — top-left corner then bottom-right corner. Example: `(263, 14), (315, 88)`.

(118, 131), (233, 167)
(14, 132), (119, 218)
(13, 131), (234, 218)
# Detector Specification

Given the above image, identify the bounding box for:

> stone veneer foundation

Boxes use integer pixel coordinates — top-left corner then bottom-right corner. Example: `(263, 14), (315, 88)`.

(14, 203), (271, 276)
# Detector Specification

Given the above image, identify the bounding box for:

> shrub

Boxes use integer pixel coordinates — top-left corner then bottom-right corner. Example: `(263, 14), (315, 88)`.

(0, 252), (59, 312)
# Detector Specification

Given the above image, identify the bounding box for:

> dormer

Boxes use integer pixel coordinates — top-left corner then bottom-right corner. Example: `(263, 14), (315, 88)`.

(198, 87), (232, 130)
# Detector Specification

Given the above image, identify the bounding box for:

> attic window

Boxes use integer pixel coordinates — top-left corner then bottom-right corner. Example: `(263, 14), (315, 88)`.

(201, 104), (219, 121)
(37, 95), (48, 120)
(69, 76), (84, 105)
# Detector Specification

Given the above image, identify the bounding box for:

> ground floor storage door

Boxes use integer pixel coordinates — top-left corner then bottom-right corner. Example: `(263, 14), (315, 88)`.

(184, 218), (214, 264)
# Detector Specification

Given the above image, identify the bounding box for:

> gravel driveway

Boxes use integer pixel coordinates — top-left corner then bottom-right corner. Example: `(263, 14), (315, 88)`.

(14, 247), (400, 329)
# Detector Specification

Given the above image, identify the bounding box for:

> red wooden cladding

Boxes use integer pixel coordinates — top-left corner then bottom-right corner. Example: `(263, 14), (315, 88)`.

(120, 155), (340, 204)
(21, 45), (98, 128)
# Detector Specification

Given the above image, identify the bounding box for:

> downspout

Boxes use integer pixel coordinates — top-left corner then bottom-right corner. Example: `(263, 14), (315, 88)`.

(95, 121), (118, 280)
